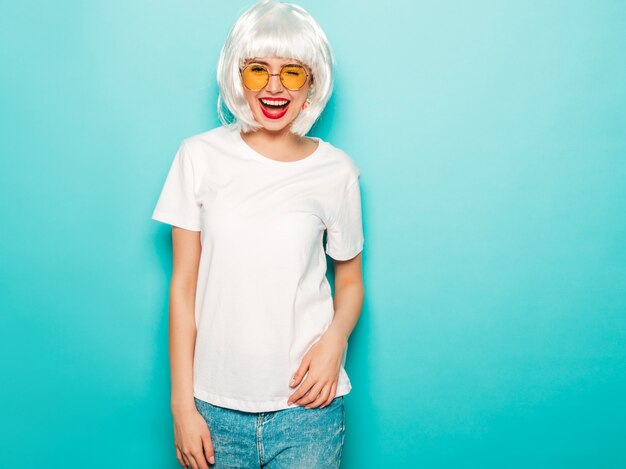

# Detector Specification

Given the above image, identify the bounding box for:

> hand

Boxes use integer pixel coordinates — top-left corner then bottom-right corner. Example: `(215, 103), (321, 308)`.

(287, 327), (347, 409)
(173, 407), (216, 468)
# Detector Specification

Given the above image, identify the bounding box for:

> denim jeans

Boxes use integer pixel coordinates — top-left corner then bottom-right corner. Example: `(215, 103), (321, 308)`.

(193, 396), (345, 468)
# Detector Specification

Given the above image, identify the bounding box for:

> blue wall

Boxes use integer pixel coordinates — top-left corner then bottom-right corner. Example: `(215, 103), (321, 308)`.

(1, 1), (624, 467)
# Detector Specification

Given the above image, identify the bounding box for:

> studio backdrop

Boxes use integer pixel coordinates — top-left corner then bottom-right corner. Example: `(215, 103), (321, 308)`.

(1, 0), (625, 467)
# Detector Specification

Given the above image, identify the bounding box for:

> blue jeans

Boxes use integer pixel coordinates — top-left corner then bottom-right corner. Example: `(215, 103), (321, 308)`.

(193, 396), (345, 468)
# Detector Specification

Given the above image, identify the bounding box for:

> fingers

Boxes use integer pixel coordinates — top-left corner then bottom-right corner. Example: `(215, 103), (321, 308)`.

(288, 373), (313, 405)
(319, 382), (337, 409)
(321, 382), (338, 408)
(176, 447), (187, 468)
(177, 440), (211, 469)
(181, 451), (191, 468)
(179, 447), (192, 469)
(297, 381), (324, 407)
(306, 382), (333, 409)
(325, 382), (338, 406)
(189, 449), (209, 469)
(289, 354), (311, 389)
(202, 432), (216, 465)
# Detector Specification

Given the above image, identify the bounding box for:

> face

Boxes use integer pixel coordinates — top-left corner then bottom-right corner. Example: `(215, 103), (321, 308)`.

(240, 56), (313, 132)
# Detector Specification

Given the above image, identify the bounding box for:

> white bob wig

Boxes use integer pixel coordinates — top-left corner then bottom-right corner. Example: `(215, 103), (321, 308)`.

(217, 0), (335, 137)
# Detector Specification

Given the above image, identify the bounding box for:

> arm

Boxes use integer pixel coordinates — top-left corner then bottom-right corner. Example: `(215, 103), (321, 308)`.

(288, 251), (365, 408)
(170, 226), (202, 414)
(169, 227), (215, 468)
(326, 251), (365, 345)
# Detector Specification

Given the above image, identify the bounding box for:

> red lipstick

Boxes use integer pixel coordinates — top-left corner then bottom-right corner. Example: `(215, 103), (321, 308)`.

(258, 97), (290, 120)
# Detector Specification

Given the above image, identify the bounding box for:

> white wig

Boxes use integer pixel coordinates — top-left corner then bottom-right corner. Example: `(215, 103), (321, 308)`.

(216, 0), (335, 137)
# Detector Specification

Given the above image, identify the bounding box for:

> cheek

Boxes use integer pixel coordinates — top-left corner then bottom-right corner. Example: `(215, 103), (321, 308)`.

(295, 83), (313, 103)
(290, 91), (308, 104)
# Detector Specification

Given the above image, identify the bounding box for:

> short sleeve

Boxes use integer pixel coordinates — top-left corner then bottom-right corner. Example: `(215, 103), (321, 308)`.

(151, 141), (202, 231)
(325, 176), (365, 260)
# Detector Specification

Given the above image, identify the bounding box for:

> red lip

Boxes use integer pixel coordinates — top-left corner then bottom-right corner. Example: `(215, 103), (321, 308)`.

(258, 97), (290, 120)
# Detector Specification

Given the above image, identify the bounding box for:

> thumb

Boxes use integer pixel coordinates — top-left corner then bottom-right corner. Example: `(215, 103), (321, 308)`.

(202, 433), (216, 465)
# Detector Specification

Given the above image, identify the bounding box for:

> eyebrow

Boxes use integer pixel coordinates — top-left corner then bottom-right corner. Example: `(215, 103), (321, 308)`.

(248, 59), (270, 65)
(246, 58), (303, 66)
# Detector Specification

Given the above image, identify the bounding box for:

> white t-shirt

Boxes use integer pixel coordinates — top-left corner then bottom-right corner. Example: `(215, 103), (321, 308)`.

(151, 124), (364, 412)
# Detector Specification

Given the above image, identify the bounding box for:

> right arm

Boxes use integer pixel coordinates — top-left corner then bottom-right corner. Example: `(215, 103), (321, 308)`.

(170, 226), (215, 468)
(170, 226), (201, 414)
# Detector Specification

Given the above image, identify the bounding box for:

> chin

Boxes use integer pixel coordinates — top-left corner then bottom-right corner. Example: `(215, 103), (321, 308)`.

(255, 115), (297, 132)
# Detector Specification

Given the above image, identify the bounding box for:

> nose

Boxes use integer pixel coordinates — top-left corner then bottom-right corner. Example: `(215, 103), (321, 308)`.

(266, 73), (284, 93)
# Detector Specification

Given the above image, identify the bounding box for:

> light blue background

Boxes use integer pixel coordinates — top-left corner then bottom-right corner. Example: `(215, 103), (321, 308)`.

(1, 1), (625, 467)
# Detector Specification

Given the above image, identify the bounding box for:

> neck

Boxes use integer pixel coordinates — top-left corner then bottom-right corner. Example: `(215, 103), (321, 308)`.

(244, 127), (303, 146)
(240, 126), (316, 162)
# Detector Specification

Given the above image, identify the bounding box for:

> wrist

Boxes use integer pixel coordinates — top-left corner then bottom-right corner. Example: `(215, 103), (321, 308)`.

(171, 399), (197, 416)
(325, 323), (349, 346)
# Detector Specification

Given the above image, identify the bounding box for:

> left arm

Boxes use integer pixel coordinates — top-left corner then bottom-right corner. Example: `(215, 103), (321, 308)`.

(287, 252), (364, 408)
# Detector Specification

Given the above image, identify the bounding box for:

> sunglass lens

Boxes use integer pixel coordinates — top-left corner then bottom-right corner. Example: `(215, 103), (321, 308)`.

(280, 65), (307, 90)
(242, 64), (269, 91)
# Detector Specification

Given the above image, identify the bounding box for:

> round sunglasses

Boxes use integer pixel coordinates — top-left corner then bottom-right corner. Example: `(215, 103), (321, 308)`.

(240, 62), (310, 91)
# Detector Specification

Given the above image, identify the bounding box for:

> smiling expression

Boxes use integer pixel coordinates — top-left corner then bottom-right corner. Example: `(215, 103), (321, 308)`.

(241, 56), (313, 131)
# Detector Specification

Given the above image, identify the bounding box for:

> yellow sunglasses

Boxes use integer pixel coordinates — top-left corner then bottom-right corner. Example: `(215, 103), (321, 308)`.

(240, 62), (310, 91)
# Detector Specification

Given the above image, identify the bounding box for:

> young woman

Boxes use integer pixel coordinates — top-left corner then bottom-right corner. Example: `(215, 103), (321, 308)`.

(152, 1), (365, 467)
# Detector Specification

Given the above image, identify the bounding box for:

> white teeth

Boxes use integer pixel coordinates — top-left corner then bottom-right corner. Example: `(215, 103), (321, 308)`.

(260, 98), (289, 107)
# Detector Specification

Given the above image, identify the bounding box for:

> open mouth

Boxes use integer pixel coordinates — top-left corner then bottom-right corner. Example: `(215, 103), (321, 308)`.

(258, 98), (291, 119)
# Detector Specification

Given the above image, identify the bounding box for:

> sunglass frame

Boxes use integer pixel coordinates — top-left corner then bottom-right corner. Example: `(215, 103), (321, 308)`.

(239, 63), (310, 91)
